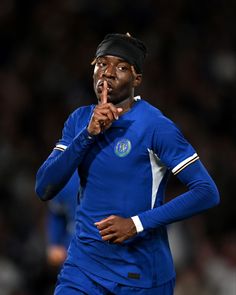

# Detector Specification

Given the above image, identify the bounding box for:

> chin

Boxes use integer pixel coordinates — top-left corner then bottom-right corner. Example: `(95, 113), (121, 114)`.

(106, 94), (114, 103)
(107, 96), (112, 103)
(108, 97), (119, 105)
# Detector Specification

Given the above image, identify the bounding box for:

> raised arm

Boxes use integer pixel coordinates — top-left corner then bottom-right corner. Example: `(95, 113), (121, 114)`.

(36, 83), (122, 201)
(35, 127), (94, 201)
(35, 109), (95, 201)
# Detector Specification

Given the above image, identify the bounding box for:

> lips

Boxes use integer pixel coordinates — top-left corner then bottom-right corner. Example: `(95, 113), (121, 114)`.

(97, 80), (113, 93)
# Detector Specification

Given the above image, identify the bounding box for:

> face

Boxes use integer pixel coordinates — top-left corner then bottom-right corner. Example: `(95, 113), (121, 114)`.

(93, 55), (142, 105)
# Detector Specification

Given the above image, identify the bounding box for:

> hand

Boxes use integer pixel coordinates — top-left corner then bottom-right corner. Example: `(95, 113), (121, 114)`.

(95, 215), (137, 244)
(46, 245), (67, 267)
(87, 81), (123, 135)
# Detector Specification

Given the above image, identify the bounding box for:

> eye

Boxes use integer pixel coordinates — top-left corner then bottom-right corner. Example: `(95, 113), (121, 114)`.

(117, 65), (128, 72)
(96, 61), (106, 68)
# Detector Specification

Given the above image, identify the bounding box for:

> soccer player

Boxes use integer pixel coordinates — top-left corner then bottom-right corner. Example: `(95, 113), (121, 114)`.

(46, 171), (79, 267)
(35, 33), (220, 295)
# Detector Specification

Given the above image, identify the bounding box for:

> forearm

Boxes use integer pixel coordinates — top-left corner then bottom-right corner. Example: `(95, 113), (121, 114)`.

(35, 128), (94, 201)
(138, 161), (220, 230)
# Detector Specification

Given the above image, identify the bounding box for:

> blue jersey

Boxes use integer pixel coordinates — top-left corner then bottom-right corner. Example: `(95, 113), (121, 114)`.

(36, 97), (219, 287)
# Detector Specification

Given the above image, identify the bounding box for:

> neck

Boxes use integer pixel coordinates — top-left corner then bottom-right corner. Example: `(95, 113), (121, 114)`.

(115, 96), (135, 115)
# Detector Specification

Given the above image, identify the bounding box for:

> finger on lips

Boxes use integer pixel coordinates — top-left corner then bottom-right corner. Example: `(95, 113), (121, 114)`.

(89, 80), (123, 134)
(101, 80), (108, 104)
(100, 81), (122, 120)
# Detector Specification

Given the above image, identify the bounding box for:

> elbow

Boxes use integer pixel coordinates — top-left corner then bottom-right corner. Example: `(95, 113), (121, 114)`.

(35, 180), (44, 201)
(35, 180), (56, 202)
(35, 187), (56, 202)
(35, 167), (56, 201)
(35, 169), (48, 201)
(211, 185), (220, 207)
(206, 181), (220, 208)
(35, 183), (49, 202)
(192, 179), (220, 211)
(38, 194), (50, 202)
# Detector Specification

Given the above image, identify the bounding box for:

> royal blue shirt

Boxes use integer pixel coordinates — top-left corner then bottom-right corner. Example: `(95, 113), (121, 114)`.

(36, 97), (219, 287)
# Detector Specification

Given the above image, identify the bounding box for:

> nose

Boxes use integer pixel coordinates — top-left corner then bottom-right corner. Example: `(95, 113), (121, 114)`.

(103, 64), (116, 78)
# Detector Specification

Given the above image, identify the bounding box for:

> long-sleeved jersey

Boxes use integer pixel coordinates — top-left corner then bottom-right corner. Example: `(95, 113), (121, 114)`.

(36, 97), (219, 287)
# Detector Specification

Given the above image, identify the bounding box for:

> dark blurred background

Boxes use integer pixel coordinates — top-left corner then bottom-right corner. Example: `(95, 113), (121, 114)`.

(0, 0), (235, 294)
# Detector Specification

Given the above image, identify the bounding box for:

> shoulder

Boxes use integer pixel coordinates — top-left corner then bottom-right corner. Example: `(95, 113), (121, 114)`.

(60, 105), (94, 139)
(64, 105), (94, 127)
(138, 99), (176, 131)
(69, 105), (94, 122)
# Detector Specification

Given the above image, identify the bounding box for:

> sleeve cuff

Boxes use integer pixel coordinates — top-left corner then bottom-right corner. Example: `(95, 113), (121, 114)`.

(82, 128), (96, 141)
(131, 216), (144, 233)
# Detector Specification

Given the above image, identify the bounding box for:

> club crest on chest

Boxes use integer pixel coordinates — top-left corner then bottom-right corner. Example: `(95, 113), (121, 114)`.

(114, 139), (132, 157)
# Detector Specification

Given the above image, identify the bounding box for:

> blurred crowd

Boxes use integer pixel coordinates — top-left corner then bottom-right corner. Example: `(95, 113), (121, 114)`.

(0, 0), (235, 294)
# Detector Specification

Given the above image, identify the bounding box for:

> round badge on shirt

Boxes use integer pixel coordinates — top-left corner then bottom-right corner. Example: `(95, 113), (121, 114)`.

(114, 139), (132, 157)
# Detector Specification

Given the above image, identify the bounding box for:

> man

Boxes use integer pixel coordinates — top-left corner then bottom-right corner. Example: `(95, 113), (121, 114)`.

(35, 33), (220, 295)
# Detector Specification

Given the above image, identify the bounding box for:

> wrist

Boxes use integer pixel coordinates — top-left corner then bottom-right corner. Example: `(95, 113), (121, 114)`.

(86, 127), (96, 138)
(131, 216), (144, 233)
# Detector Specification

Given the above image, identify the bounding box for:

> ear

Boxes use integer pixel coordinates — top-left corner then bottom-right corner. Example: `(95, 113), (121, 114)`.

(133, 74), (142, 88)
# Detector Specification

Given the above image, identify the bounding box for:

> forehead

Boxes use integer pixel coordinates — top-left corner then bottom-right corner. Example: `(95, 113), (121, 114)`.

(97, 55), (130, 65)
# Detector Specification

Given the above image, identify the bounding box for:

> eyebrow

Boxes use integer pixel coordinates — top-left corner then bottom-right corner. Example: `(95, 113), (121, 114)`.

(92, 56), (129, 64)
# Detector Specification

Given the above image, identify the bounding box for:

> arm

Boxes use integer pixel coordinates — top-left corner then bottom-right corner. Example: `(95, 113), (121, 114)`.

(96, 119), (220, 243)
(95, 160), (219, 243)
(35, 127), (95, 201)
(138, 118), (220, 229)
(36, 85), (122, 201)
(138, 159), (220, 230)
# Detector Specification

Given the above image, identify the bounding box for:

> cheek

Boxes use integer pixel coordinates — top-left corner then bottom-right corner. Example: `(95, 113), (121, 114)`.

(114, 82), (132, 99)
(118, 76), (134, 91)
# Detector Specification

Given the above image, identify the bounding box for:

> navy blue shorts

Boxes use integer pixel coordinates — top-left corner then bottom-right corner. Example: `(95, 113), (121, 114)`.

(54, 261), (175, 295)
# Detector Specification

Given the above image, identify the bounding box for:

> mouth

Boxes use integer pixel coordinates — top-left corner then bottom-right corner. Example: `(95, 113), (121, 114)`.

(97, 80), (113, 94)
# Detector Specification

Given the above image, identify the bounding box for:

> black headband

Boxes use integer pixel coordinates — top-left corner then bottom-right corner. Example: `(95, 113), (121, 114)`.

(95, 33), (147, 73)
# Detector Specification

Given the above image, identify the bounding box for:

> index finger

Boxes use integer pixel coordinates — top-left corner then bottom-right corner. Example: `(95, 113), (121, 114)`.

(101, 80), (108, 104)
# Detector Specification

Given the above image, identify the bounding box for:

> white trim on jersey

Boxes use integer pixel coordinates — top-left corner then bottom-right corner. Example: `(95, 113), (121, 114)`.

(134, 95), (141, 101)
(54, 144), (67, 151)
(172, 153), (199, 175)
(131, 216), (144, 233)
(148, 149), (167, 209)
